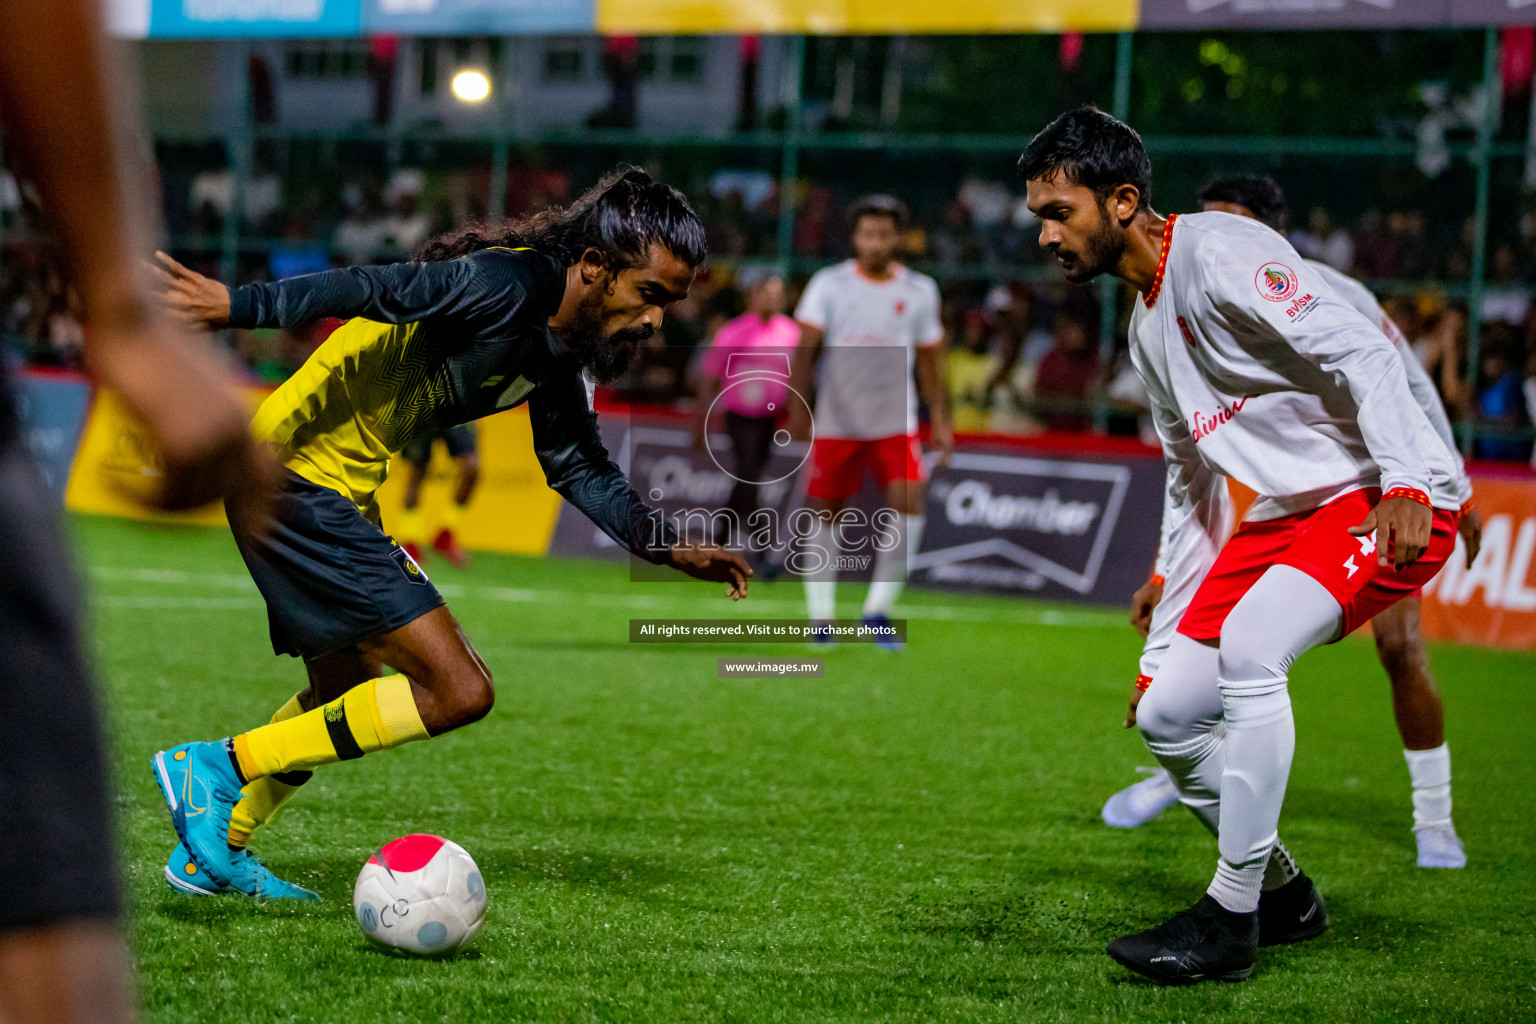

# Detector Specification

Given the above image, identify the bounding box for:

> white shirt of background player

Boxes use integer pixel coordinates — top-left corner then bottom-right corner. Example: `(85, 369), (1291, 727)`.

(793, 260), (944, 440)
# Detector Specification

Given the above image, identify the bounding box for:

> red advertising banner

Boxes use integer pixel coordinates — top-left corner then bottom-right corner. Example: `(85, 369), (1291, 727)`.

(1420, 471), (1536, 650)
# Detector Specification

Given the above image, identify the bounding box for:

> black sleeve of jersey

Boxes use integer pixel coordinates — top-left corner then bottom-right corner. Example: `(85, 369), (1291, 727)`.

(227, 249), (534, 330)
(528, 370), (679, 564)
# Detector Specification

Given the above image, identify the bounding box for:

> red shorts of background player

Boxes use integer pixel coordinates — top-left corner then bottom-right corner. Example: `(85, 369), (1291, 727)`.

(1179, 488), (1458, 642)
(805, 434), (925, 502)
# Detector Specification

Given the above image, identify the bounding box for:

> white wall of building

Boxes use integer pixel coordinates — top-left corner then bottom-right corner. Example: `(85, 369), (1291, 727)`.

(134, 35), (782, 138)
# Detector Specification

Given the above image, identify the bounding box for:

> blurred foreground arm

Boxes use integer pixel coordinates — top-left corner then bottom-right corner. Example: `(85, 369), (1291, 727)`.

(0, 0), (271, 513)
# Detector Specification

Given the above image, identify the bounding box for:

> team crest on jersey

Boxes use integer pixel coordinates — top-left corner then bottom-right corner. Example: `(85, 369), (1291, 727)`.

(1255, 262), (1299, 302)
(389, 544), (430, 585)
(894, 300), (906, 315)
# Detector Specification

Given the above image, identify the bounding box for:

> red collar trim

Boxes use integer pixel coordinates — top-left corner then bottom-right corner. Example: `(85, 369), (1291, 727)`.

(1142, 214), (1177, 309)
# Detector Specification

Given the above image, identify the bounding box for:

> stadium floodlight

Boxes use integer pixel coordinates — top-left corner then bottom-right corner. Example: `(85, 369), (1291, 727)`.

(451, 70), (491, 103)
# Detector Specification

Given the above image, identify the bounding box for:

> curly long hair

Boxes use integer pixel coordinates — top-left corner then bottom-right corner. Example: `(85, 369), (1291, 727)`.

(414, 165), (707, 269)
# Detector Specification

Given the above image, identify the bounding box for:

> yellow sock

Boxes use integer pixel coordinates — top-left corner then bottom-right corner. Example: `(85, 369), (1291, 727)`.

(228, 693), (312, 849)
(231, 675), (429, 781)
(397, 505), (426, 544)
(441, 499), (465, 532)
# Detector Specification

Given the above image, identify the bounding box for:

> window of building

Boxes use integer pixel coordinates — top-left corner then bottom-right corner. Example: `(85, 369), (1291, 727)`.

(637, 37), (706, 84)
(419, 39), (438, 95)
(285, 41), (371, 80)
(543, 38), (587, 82)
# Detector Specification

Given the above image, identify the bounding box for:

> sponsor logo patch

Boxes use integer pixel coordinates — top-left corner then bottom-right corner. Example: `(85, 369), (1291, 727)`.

(495, 375), (535, 409)
(1284, 293), (1319, 321)
(1255, 262), (1299, 302)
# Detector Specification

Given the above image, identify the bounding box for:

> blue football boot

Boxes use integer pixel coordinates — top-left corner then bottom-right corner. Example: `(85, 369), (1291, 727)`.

(862, 613), (904, 651)
(164, 841), (230, 896)
(226, 849), (321, 901)
(151, 741), (243, 887)
(164, 842), (318, 900)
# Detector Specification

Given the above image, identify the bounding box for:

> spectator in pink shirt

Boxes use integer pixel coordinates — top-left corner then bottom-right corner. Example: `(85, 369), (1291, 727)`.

(692, 266), (800, 535)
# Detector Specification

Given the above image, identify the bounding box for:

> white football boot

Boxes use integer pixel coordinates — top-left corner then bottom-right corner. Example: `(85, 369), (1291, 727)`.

(1101, 768), (1180, 829)
(1414, 822), (1467, 869)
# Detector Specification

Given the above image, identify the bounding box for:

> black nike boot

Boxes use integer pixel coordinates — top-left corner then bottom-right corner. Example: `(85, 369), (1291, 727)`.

(1107, 895), (1259, 984)
(1258, 871), (1329, 947)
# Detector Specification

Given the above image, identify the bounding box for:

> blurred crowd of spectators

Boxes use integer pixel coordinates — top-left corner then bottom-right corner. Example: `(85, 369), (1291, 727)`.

(3, 158), (1535, 463)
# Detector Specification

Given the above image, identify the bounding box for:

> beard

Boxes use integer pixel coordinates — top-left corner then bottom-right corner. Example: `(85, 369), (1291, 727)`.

(561, 285), (656, 385)
(1051, 205), (1126, 284)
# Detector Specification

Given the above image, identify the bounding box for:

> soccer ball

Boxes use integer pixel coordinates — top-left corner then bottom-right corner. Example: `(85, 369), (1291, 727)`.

(353, 834), (487, 956)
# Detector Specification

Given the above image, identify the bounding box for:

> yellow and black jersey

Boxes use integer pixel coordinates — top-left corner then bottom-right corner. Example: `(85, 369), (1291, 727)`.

(229, 246), (676, 561)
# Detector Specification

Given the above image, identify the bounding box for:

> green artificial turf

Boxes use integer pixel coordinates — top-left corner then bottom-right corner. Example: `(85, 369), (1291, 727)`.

(71, 514), (1534, 1023)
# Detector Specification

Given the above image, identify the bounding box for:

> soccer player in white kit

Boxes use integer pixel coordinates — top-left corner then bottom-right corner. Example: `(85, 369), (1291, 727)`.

(1104, 176), (1483, 872)
(1019, 108), (1463, 984)
(787, 196), (952, 648)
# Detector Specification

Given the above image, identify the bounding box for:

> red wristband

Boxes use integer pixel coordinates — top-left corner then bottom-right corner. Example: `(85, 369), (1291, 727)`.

(1459, 499), (1476, 517)
(1149, 574), (1166, 588)
(1135, 673), (1153, 692)
(1382, 487), (1432, 509)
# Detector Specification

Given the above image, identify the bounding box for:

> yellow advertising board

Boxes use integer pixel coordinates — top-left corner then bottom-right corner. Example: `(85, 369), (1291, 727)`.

(64, 387), (251, 526)
(596, 0), (1137, 34)
(66, 388), (564, 556)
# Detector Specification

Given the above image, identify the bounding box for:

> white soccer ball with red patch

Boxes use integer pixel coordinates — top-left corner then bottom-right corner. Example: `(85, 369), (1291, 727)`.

(353, 834), (486, 955)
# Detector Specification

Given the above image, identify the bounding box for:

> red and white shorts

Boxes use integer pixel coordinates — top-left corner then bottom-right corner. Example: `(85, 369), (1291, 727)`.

(805, 434), (925, 502)
(1178, 488), (1458, 642)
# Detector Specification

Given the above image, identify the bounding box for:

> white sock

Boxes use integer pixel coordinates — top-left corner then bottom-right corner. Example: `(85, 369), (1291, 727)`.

(1208, 565), (1341, 914)
(1210, 685), (1292, 913)
(1210, 857), (1265, 914)
(1404, 744), (1453, 828)
(863, 514), (924, 617)
(1136, 637), (1303, 893)
(803, 516), (839, 621)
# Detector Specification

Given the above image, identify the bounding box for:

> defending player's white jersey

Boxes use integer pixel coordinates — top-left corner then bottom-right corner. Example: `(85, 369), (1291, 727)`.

(1131, 212), (1460, 532)
(794, 260), (944, 440)
(1131, 213), (1462, 678)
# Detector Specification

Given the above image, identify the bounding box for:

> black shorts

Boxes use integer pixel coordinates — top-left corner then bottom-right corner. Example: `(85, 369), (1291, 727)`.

(0, 436), (120, 929)
(399, 424), (477, 468)
(229, 471), (445, 660)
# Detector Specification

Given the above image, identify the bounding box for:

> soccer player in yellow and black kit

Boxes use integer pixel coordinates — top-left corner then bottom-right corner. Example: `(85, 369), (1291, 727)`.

(150, 167), (751, 904)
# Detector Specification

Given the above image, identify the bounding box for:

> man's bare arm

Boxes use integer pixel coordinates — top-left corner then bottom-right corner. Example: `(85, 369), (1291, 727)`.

(691, 372), (721, 451)
(787, 322), (822, 441)
(915, 342), (952, 467)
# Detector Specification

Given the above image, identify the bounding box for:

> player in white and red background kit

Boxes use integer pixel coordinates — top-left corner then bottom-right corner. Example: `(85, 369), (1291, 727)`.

(787, 195), (952, 648)
(1105, 176), (1483, 872)
(1020, 107), (1463, 985)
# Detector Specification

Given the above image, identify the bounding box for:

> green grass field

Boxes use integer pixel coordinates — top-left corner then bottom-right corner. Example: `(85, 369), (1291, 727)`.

(73, 514), (1534, 1023)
